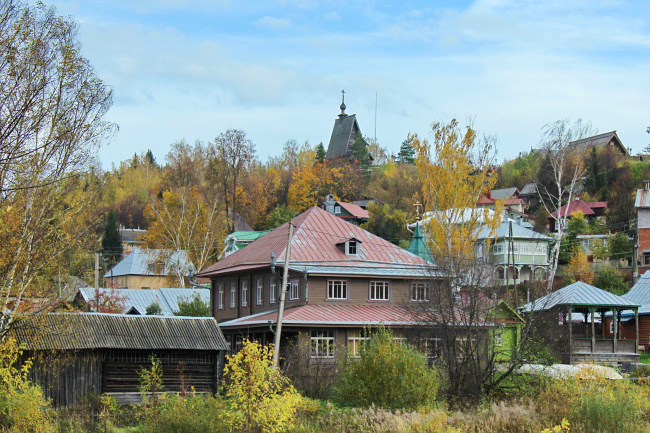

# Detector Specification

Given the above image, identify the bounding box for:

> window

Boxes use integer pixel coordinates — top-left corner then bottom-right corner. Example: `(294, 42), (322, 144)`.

(328, 280), (348, 300)
(310, 330), (335, 358)
(369, 281), (389, 301)
(422, 338), (442, 359)
(141, 287), (150, 290)
(230, 283), (236, 308)
(269, 277), (277, 303)
(493, 244), (505, 254)
(289, 279), (299, 300)
(495, 330), (504, 346)
(256, 279), (263, 305)
(334, 205), (341, 214)
(217, 284), (224, 309)
(411, 282), (429, 302)
(241, 281), (248, 307)
(348, 337), (368, 357)
(347, 240), (358, 255)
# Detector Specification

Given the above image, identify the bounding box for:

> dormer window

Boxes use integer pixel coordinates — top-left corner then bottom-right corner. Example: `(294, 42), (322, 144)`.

(334, 205), (341, 214)
(347, 240), (358, 255)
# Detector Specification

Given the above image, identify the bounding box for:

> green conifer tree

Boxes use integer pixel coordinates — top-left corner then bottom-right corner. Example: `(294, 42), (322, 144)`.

(102, 209), (123, 270)
(314, 142), (326, 164)
(396, 139), (415, 164)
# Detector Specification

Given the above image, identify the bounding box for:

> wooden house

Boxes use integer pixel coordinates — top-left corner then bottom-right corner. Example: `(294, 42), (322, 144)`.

(9, 313), (228, 407)
(322, 194), (369, 225)
(548, 198), (607, 232)
(103, 248), (193, 290)
(521, 281), (640, 365)
(196, 206), (441, 361)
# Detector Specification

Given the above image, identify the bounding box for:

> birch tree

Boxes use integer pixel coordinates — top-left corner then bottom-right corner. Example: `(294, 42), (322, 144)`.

(536, 119), (594, 293)
(0, 1), (115, 337)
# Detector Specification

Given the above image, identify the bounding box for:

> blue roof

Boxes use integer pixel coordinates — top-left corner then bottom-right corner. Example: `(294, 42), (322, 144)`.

(79, 287), (210, 316)
(520, 281), (639, 312)
(103, 248), (193, 278)
(622, 271), (650, 315)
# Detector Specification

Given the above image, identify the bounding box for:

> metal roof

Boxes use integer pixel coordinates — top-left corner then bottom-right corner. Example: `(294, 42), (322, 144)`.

(549, 199), (597, 219)
(406, 224), (435, 264)
(490, 187), (519, 200)
(519, 183), (537, 196)
(337, 201), (369, 219)
(287, 263), (439, 278)
(477, 219), (552, 241)
(520, 281), (640, 312)
(198, 207), (434, 278)
(103, 248), (193, 278)
(9, 313), (228, 351)
(78, 287), (210, 316)
(635, 188), (650, 208)
(226, 231), (269, 242)
(624, 271), (650, 307)
(119, 228), (147, 243)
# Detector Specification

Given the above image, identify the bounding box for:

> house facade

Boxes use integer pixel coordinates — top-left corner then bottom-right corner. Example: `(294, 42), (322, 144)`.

(548, 198), (607, 232)
(103, 248), (193, 290)
(636, 181), (650, 266)
(323, 194), (369, 225)
(197, 206), (440, 359)
(476, 218), (552, 285)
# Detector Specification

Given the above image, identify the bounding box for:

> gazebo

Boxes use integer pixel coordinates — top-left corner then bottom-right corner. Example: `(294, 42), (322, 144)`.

(521, 281), (640, 365)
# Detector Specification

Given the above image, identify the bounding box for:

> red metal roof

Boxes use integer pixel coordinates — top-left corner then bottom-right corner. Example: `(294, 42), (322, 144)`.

(477, 195), (496, 205)
(219, 304), (415, 327)
(504, 198), (524, 206)
(198, 207), (430, 277)
(338, 201), (369, 219)
(549, 199), (596, 219)
(588, 201), (607, 209)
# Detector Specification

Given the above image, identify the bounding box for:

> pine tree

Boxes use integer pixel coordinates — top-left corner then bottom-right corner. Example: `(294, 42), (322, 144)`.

(144, 149), (156, 166)
(396, 139), (415, 164)
(350, 133), (370, 168)
(102, 209), (123, 270)
(314, 142), (326, 164)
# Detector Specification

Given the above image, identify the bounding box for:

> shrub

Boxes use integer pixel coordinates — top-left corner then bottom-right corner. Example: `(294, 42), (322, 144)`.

(139, 394), (229, 433)
(175, 292), (210, 317)
(333, 326), (439, 411)
(224, 339), (301, 433)
(0, 338), (54, 432)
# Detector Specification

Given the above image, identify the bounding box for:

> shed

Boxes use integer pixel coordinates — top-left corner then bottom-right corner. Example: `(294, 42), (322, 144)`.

(8, 313), (228, 407)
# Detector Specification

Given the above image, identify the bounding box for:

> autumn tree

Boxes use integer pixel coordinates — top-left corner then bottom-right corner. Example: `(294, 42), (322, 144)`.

(143, 187), (227, 284)
(366, 161), (422, 213)
(537, 119), (595, 293)
(361, 202), (408, 245)
(411, 120), (502, 263)
(164, 139), (208, 190)
(566, 246), (593, 284)
(208, 129), (256, 232)
(0, 1), (115, 336)
(287, 163), (363, 213)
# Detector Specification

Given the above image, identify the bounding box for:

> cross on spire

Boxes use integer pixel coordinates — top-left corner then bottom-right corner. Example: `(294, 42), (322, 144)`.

(339, 89), (347, 117)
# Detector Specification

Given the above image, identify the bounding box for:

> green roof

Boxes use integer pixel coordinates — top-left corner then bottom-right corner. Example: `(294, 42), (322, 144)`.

(407, 224), (435, 264)
(230, 230), (269, 242)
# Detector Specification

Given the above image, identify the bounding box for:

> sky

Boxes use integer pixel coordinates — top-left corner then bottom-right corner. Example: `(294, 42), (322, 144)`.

(47, 0), (650, 168)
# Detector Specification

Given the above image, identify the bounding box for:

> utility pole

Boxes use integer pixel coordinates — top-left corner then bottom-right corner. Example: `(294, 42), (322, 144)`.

(509, 220), (515, 305)
(273, 219), (294, 369)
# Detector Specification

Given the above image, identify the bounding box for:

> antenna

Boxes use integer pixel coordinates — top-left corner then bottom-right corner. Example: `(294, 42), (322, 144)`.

(375, 90), (377, 144)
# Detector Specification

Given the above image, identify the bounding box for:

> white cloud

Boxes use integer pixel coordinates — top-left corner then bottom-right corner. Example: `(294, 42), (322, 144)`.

(254, 16), (292, 30)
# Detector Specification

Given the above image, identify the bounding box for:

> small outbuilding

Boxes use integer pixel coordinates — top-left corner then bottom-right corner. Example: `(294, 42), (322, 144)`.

(9, 313), (228, 407)
(520, 281), (640, 365)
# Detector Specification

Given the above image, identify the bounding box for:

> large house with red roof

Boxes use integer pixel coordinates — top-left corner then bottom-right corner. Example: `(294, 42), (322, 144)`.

(196, 206), (439, 359)
(322, 194), (369, 225)
(548, 198), (607, 232)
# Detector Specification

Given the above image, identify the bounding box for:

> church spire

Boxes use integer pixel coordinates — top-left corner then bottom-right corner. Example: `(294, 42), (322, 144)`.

(339, 89), (347, 118)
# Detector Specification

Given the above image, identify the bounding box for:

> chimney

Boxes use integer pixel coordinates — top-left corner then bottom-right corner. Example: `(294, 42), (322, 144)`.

(644, 180), (650, 191)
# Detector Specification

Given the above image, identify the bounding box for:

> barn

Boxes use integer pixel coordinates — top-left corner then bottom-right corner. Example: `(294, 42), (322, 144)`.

(8, 313), (228, 407)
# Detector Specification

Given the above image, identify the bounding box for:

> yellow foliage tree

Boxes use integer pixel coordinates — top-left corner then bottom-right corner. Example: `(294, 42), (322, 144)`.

(411, 120), (503, 263)
(287, 163), (363, 213)
(566, 245), (593, 284)
(224, 339), (301, 433)
(143, 187), (228, 282)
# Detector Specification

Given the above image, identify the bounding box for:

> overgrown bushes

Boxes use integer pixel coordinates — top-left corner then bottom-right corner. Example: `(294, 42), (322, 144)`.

(333, 327), (439, 411)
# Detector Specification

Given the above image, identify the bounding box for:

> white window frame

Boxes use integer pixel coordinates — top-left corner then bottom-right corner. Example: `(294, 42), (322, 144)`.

(328, 280), (348, 300)
(310, 330), (335, 358)
(269, 277), (277, 304)
(422, 337), (442, 359)
(256, 279), (263, 305)
(369, 281), (389, 301)
(289, 279), (299, 300)
(241, 280), (248, 307)
(410, 282), (429, 302)
(334, 205), (341, 214)
(230, 282), (236, 308)
(348, 337), (369, 357)
(217, 284), (224, 310)
(347, 240), (358, 255)
(493, 244), (505, 254)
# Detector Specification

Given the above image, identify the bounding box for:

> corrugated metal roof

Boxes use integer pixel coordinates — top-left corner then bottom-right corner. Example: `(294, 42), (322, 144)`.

(520, 281), (639, 312)
(636, 188), (650, 208)
(288, 263), (439, 278)
(9, 313), (228, 351)
(549, 199), (596, 219)
(79, 287), (209, 316)
(624, 271), (650, 306)
(490, 188), (518, 200)
(337, 201), (369, 219)
(477, 219), (552, 241)
(104, 248), (193, 278)
(227, 231), (269, 242)
(198, 207), (433, 277)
